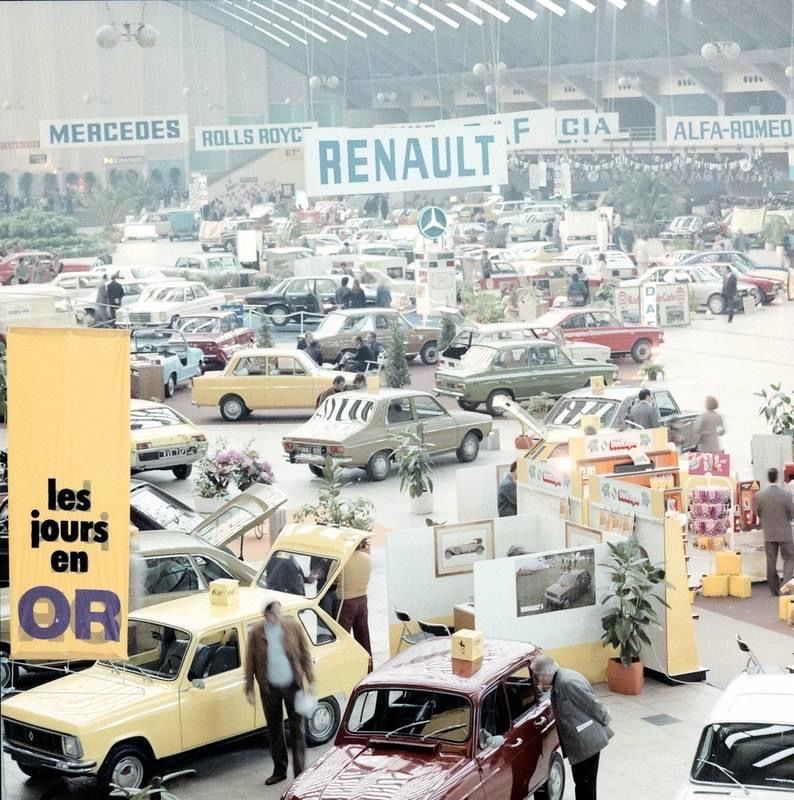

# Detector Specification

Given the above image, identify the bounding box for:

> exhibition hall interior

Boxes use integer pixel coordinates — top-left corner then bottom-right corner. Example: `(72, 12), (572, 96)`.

(2, 1), (794, 799)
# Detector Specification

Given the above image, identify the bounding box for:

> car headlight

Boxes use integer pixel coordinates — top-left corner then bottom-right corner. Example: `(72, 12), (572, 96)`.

(157, 311), (170, 322)
(62, 735), (83, 758)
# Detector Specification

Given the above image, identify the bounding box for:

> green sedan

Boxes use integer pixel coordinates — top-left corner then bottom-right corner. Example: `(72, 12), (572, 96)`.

(434, 340), (618, 415)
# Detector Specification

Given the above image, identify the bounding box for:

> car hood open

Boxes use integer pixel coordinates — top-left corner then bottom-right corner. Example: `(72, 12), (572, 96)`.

(287, 744), (469, 800)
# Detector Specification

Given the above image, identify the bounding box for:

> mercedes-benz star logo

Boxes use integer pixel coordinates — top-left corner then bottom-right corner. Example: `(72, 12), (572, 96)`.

(417, 206), (447, 240)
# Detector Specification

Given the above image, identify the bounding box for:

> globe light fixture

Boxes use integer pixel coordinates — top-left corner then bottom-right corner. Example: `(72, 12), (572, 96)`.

(701, 41), (740, 61)
(786, 65), (794, 79)
(95, 24), (119, 48)
(308, 75), (341, 91)
(326, 75), (340, 90)
(309, 76), (323, 90)
(95, 17), (158, 48)
(472, 62), (487, 78)
(135, 23), (158, 48)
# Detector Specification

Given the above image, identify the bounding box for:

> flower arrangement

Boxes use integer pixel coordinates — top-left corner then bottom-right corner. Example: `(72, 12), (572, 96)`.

(194, 441), (274, 499)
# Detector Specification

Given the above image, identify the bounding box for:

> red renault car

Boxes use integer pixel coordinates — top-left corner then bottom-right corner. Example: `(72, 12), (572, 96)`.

(534, 307), (664, 363)
(283, 638), (565, 800)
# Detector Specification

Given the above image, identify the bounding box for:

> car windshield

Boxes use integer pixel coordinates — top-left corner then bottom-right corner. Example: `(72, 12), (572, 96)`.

(271, 279), (291, 294)
(130, 406), (185, 430)
(460, 345), (495, 370)
(314, 394), (375, 424)
(257, 550), (338, 599)
(130, 485), (202, 531)
(101, 621), (191, 681)
(141, 286), (184, 303)
(131, 268), (164, 279)
(347, 688), (472, 743)
(315, 312), (347, 336)
(544, 397), (621, 427)
(175, 317), (221, 334)
(691, 722), (794, 790)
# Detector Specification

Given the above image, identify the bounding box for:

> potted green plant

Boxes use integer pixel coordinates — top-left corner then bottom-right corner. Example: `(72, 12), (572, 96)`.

(638, 361), (665, 381)
(755, 383), (794, 436)
(600, 537), (668, 695)
(294, 457), (374, 530)
(762, 215), (788, 264)
(394, 425), (434, 514)
(384, 316), (410, 388)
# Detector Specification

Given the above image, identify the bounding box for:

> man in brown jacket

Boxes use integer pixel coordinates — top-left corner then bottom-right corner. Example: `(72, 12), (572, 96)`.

(244, 600), (314, 785)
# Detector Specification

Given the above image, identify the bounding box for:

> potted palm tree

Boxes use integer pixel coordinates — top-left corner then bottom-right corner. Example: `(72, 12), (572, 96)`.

(394, 425), (434, 514)
(600, 537), (668, 695)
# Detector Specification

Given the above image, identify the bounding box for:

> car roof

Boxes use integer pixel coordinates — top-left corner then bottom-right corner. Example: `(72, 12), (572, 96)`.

(469, 339), (564, 351)
(707, 674), (794, 725)
(226, 347), (314, 358)
(554, 385), (672, 401)
(136, 530), (212, 554)
(357, 638), (540, 697)
(130, 398), (184, 411)
(176, 310), (233, 318)
(326, 307), (399, 317)
(130, 586), (295, 628)
(340, 388), (438, 401)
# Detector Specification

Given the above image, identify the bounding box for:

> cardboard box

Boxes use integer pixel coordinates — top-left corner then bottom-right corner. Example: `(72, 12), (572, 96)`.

(716, 551), (742, 576)
(451, 629), (483, 662)
(451, 657), (483, 678)
(779, 595), (794, 622)
(696, 536), (711, 551)
(131, 364), (164, 402)
(209, 578), (239, 607)
(728, 574), (752, 599)
(701, 574), (729, 597)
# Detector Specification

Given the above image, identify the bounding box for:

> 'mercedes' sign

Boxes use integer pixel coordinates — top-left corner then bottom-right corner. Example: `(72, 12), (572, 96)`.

(40, 115), (188, 148)
(194, 123), (317, 151)
(303, 126), (508, 197)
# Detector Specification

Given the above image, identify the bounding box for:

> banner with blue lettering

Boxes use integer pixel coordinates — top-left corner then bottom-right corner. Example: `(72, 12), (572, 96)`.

(303, 126), (508, 197)
(40, 115), (188, 148)
(667, 115), (794, 146)
(195, 122), (317, 151)
(435, 109), (556, 151)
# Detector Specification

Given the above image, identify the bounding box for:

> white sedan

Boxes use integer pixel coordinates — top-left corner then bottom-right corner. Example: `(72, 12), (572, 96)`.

(116, 281), (226, 328)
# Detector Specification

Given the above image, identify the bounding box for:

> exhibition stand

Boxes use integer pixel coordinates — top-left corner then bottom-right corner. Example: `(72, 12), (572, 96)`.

(387, 424), (705, 686)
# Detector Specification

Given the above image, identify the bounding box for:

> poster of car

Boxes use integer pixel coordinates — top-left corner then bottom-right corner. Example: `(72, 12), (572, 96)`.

(615, 286), (641, 324)
(434, 520), (494, 577)
(514, 548), (596, 616)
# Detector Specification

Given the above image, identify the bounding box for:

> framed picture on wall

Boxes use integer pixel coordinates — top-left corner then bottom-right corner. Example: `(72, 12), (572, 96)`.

(434, 520), (495, 577)
(496, 463), (513, 496)
(565, 522), (602, 548)
(515, 547), (597, 617)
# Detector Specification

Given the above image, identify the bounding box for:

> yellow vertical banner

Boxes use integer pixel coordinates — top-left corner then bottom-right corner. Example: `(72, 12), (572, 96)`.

(8, 328), (130, 660)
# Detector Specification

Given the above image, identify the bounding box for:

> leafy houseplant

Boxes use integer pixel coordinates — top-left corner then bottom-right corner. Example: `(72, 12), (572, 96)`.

(384, 317), (410, 388)
(194, 441), (274, 507)
(755, 383), (794, 435)
(294, 457), (374, 531)
(394, 425), (434, 514)
(638, 362), (665, 381)
(256, 311), (274, 348)
(762, 214), (787, 248)
(600, 537), (668, 695)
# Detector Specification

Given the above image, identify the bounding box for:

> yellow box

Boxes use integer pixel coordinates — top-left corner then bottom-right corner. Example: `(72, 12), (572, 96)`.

(697, 537), (710, 551)
(779, 595), (794, 621)
(451, 657), (483, 678)
(716, 551), (742, 576)
(590, 376), (605, 395)
(728, 574), (752, 599)
(701, 574), (729, 597)
(580, 414), (601, 432)
(451, 629), (484, 662)
(209, 578), (239, 607)
(709, 537), (725, 551)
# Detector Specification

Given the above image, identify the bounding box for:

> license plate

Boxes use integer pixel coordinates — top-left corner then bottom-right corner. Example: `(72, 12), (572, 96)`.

(163, 447), (192, 457)
(297, 445), (322, 455)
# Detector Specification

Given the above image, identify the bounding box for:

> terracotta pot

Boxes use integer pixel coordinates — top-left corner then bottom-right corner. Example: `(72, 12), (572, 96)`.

(606, 657), (644, 695)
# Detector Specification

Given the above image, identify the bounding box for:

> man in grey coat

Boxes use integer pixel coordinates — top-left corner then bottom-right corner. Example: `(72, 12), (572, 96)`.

(532, 655), (613, 800)
(628, 389), (660, 429)
(756, 467), (794, 595)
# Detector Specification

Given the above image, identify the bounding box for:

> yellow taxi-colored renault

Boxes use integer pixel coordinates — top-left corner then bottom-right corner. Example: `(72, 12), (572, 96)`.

(1, 524), (370, 794)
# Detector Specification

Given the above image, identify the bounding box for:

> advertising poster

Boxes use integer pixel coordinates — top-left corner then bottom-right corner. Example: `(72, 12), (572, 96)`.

(194, 122), (317, 152)
(615, 285), (641, 323)
(642, 283), (658, 326)
(40, 115), (188, 148)
(8, 329), (130, 660)
(656, 283), (690, 326)
(515, 548), (596, 617)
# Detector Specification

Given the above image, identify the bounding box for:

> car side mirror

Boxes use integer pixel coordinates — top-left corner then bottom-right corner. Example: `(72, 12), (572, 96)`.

(191, 679), (206, 690)
(483, 734), (505, 749)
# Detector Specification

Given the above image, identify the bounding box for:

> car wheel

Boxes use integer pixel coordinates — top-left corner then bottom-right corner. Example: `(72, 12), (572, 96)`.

(707, 293), (726, 315)
(456, 431), (480, 463)
(444, 549), (454, 559)
(309, 464), (324, 478)
(365, 450), (391, 482)
(486, 389), (513, 416)
(475, 545), (484, 555)
(164, 373), (177, 398)
(747, 287), (761, 305)
(224, 240), (235, 252)
(457, 399), (480, 411)
(535, 751), (566, 800)
(172, 464), (192, 480)
(420, 341), (439, 365)
(305, 696), (341, 746)
(561, 599), (570, 609)
(1, 650), (18, 691)
(630, 338), (652, 363)
(268, 305), (290, 327)
(201, 244), (209, 252)
(220, 394), (248, 422)
(97, 743), (151, 795)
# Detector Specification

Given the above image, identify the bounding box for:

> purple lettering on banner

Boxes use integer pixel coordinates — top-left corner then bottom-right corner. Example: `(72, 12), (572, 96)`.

(18, 586), (70, 639)
(74, 589), (121, 642)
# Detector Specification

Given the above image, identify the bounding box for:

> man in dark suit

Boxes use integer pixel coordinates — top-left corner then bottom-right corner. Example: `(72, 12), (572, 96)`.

(532, 655), (613, 800)
(756, 467), (794, 595)
(244, 600), (314, 785)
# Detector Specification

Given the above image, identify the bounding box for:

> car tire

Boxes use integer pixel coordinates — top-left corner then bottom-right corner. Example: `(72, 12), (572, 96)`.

(747, 287), (761, 305)
(456, 431), (480, 463)
(366, 450), (391, 482)
(630, 338), (652, 363)
(308, 464), (324, 478)
(444, 548), (454, 559)
(172, 464), (192, 480)
(164, 373), (177, 398)
(457, 399), (480, 412)
(475, 545), (484, 555)
(305, 696), (341, 747)
(268, 305), (290, 327)
(420, 341), (439, 365)
(535, 751), (566, 800)
(201, 244), (209, 252)
(97, 743), (151, 795)
(486, 389), (513, 416)
(220, 394), (248, 422)
(707, 293), (726, 315)
(1, 649), (19, 691)
(224, 240), (235, 252)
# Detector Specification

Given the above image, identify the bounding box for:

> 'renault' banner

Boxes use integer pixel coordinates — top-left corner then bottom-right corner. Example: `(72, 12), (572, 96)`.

(8, 328), (130, 660)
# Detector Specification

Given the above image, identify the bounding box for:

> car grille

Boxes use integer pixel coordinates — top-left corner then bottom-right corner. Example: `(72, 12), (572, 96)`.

(4, 720), (64, 755)
(128, 312), (152, 324)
